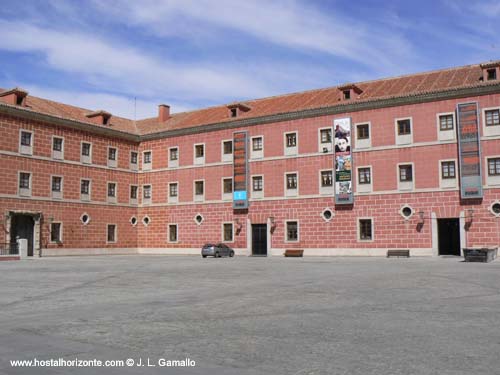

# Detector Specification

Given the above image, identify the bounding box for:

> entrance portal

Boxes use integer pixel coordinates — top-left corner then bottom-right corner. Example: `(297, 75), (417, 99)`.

(252, 224), (267, 256)
(437, 218), (461, 256)
(10, 214), (35, 256)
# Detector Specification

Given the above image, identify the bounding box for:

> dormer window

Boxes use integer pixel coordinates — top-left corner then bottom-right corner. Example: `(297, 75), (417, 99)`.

(480, 62), (500, 82)
(227, 102), (251, 118)
(86, 110), (112, 126)
(487, 68), (497, 81)
(0, 87), (28, 106)
(338, 84), (362, 101)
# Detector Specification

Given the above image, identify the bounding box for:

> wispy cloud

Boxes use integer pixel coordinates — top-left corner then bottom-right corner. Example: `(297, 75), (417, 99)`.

(92, 0), (417, 75)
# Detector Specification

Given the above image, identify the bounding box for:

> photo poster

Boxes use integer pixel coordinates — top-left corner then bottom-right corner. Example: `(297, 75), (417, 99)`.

(334, 117), (354, 205)
(457, 102), (483, 199)
(233, 131), (249, 209)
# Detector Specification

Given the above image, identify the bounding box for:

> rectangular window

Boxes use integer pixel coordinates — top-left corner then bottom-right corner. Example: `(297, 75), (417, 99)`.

(170, 147), (178, 161)
(441, 161), (456, 179)
(286, 173), (297, 189)
(488, 158), (500, 176)
(397, 119), (411, 135)
(108, 147), (117, 161)
(143, 185), (151, 199)
(343, 90), (351, 100)
(358, 168), (371, 184)
(485, 109), (500, 126)
(195, 144), (204, 158)
(321, 170), (333, 187)
(107, 224), (116, 243)
(195, 181), (204, 195)
(169, 183), (178, 197)
(252, 176), (263, 191)
(223, 178), (233, 194)
(320, 129), (332, 143)
(20, 131), (32, 146)
(223, 223), (233, 242)
(487, 68), (497, 81)
(359, 219), (372, 240)
(19, 172), (30, 189)
(130, 151), (138, 164)
(107, 183), (116, 197)
(130, 185), (138, 199)
(51, 176), (62, 192)
(81, 180), (90, 195)
(169, 224), (178, 242)
(143, 151), (152, 164)
(50, 223), (61, 243)
(439, 114), (454, 131)
(252, 137), (263, 151)
(223, 140), (233, 154)
(286, 221), (298, 242)
(357, 124), (370, 139)
(399, 165), (413, 182)
(285, 132), (297, 147)
(82, 142), (91, 156)
(52, 137), (63, 152)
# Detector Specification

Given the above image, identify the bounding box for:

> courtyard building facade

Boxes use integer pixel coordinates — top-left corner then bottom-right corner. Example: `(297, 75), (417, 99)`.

(1, 61), (500, 257)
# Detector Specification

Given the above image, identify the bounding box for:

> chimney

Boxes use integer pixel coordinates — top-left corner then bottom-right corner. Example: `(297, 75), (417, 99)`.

(86, 110), (112, 125)
(0, 87), (28, 106)
(159, 104), (170, 122)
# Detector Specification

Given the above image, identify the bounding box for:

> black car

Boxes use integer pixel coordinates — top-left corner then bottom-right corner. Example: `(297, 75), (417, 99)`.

(201, 243), (235, 258)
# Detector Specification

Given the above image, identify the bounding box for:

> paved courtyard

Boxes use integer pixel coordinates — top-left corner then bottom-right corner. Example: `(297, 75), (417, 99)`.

(1, 255), (500, 374)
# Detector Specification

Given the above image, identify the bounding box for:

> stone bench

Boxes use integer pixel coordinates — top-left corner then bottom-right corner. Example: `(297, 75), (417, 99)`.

(387, 249), (410, 258)
(284, 249), (304, 257)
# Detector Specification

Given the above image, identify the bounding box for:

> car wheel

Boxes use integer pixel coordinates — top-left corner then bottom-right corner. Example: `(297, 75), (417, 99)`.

(215, 252), (220, 258)
(202, 255), (207, 258)
(229, 250), (234, 257)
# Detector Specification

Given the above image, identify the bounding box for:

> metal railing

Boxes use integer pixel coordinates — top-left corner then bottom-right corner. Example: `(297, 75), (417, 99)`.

(0, 242), (19, 256)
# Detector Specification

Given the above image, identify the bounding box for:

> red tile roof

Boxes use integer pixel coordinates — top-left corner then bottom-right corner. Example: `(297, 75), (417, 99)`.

(2, 61), (499, 137)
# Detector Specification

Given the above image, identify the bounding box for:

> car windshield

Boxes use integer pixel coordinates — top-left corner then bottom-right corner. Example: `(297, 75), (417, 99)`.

(217, 243), (227, 248)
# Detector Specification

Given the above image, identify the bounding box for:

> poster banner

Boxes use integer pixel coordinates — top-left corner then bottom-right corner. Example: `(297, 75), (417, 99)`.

(233, 131), (249, 209)
(334, 117), (354, 204)
(457, 102), (483, 199)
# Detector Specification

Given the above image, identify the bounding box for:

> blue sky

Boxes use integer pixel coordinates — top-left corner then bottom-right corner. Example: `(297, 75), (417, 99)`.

(0, 0), (499, 119)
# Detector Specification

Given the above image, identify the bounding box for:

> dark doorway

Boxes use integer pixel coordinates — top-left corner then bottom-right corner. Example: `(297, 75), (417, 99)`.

(437, 218), (461, 256)
(252, 224), (267, 256)
(10, 214), (35, 256)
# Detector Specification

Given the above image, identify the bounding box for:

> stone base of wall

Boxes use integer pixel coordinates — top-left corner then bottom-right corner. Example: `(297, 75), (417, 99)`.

(0, 255), (20, 261)
(40, 247), (434, 257)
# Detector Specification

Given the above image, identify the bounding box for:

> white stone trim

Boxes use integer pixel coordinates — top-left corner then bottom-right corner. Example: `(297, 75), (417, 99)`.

(284, 171), (298, 197)
(129, 150), (138, 171)
(221, 139), (233, 162)
(354, 121), (371, 149)
(50, 174), (63, 200)
(107, 181), (118, 204)
(168, 181), (179, 204)
(49, 221), (63, 244)
(251, 174), (264, 199)
(250, 135), (264, 159)
(357, 217), (374, 242)
(142, 150), (152, 171)
(142, 184), (152, 205)
(283, 131), (298, 156)
(19, 129), (33, 155)
(397, 162), (414, 191)
(17, 170), (32, 197)
(221, 177), (233, 201)
(436, 112), (456, 141)
(485, 155), (500, 186)
(107, 146), (118, 168)
(51, 135), (64, 160)
(221, 221), (234, 243)
(284, 219), (299, 243)
(193, 179), (205, 202)
(318, 126), (333, 153)
(318, 169), (334, 195)
(395, 116), (413, 145)
(193, 142), (205, 165)
(168, 223), (179, 243)
(356, 165), (372, 194)
(482, 106), (500, 137)
(438, 158), (458, 189)
(168, 146), (179, 168)
(80, 141), (92, 164)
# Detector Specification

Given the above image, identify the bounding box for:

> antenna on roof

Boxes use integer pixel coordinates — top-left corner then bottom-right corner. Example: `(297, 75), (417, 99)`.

(134, 97), (137, 121)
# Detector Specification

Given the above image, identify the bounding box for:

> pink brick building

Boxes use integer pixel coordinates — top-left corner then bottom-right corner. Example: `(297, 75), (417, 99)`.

(1, 61), (500, 257)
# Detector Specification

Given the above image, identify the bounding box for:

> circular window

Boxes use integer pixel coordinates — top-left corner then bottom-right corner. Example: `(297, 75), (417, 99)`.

(400, 205), (414, 219)
(142, 216), (150, 226)
(80, 213), (91, 225)
(489, 201), (500, 217)
(130, 216), (138, 226)
(321, 208), (334, 222)
(194, 213), (204, 225)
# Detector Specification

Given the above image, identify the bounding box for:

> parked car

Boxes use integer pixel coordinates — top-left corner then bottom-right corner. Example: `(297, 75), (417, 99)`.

(201, 243), (235, 258)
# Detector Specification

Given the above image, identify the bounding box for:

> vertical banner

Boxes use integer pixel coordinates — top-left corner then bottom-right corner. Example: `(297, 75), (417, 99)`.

(457, 102), (483, 199)
(334, 117), (354, 204)
(233, 131), (249, 209)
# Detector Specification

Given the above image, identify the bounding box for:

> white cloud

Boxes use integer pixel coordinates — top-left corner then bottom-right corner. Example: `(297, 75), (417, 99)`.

(0, 20), (274, 102)
(92, 0), (417, 74)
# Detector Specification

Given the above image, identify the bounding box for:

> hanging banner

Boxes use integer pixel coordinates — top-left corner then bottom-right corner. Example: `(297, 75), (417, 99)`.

(334, 117), (354, 204)
(233, 131), (249, 209)
(457, 102), (483, 199)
